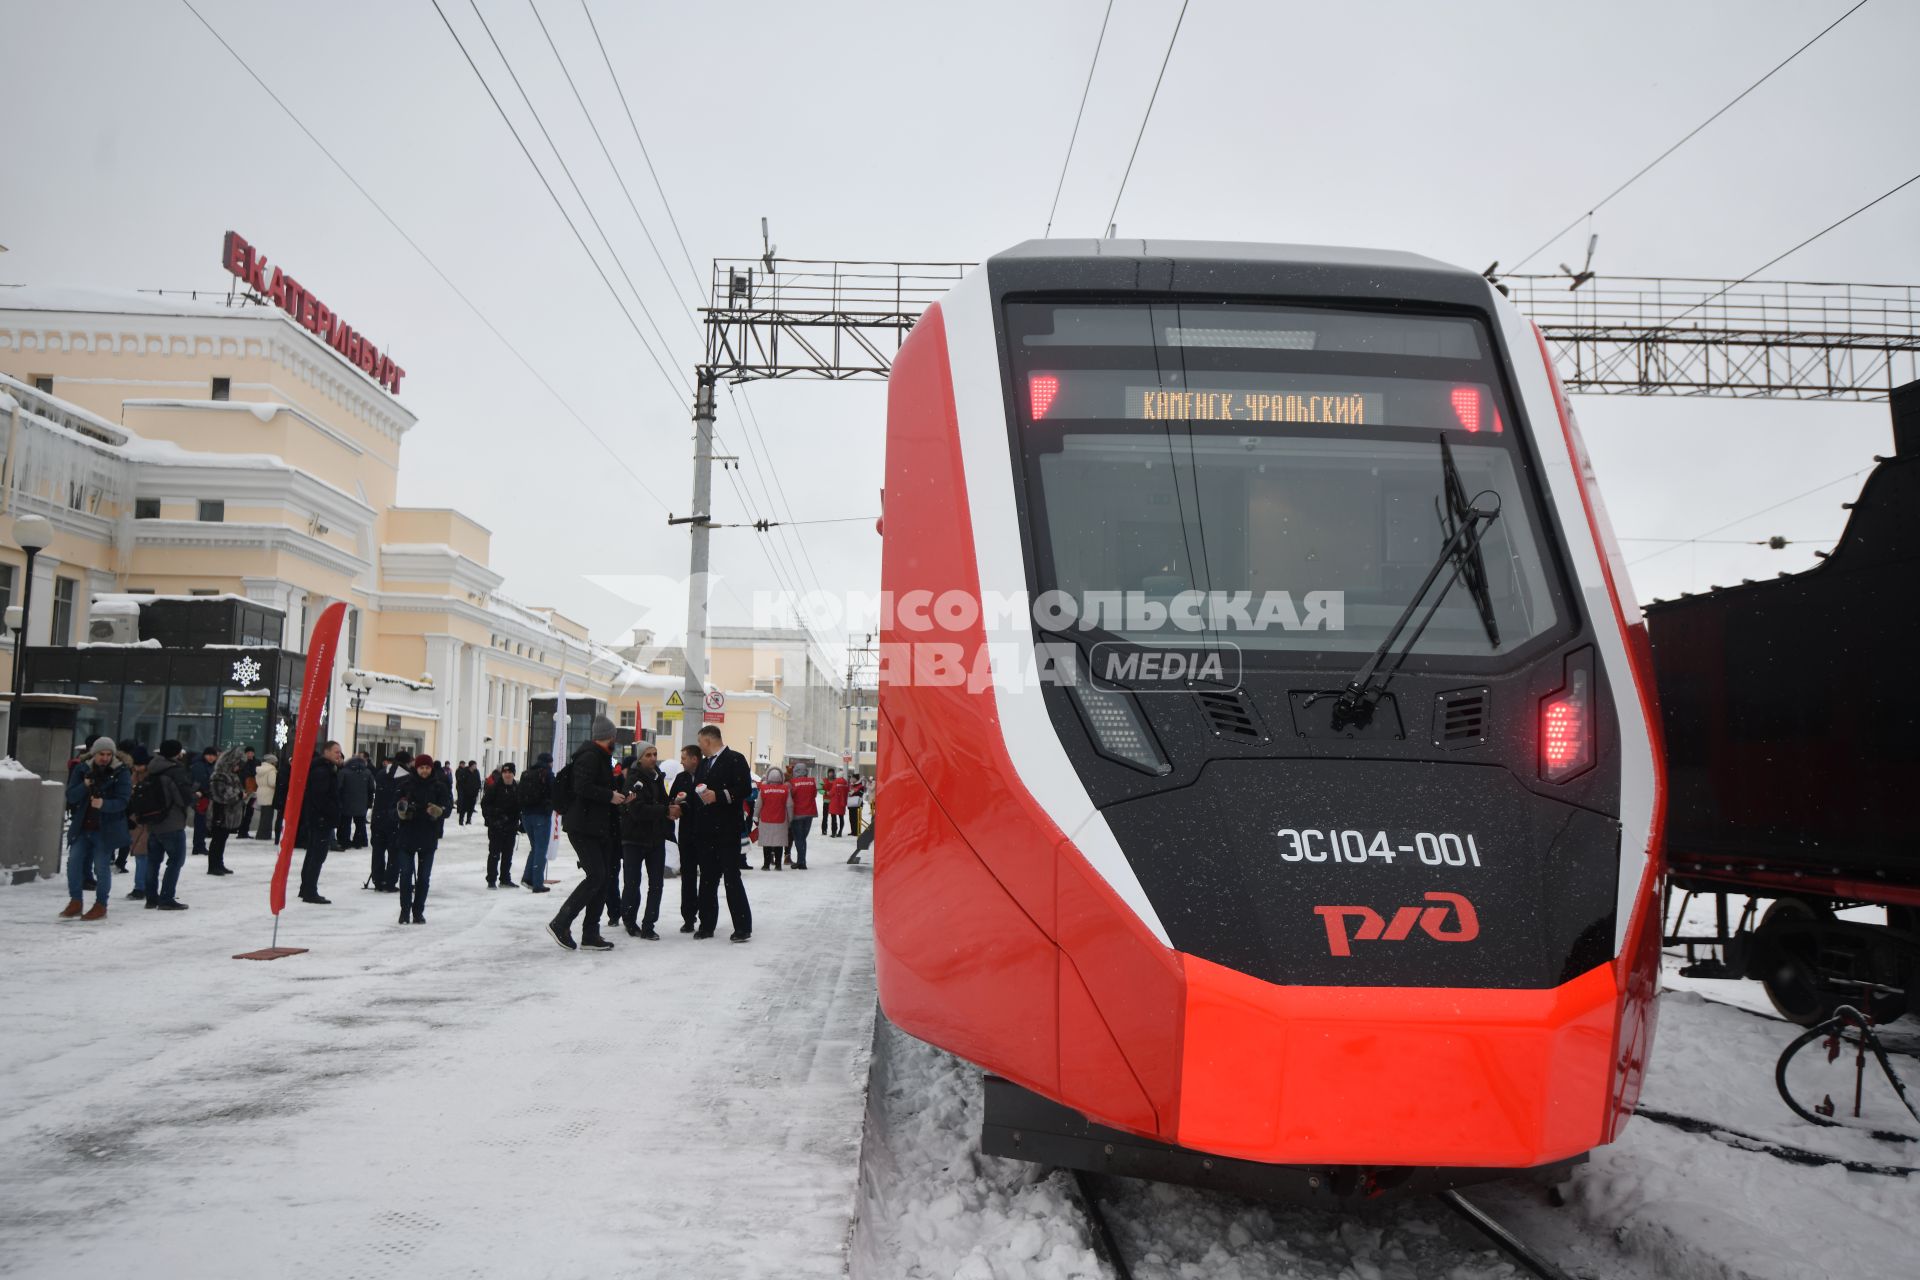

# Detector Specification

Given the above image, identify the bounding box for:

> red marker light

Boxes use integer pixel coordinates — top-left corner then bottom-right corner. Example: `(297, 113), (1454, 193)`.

(1540, 656), (1594, 781)
(1451, 385), (1482, 433)
(1030, 374), (1060, 420)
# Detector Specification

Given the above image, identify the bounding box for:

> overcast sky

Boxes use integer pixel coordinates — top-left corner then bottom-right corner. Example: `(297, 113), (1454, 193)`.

(5, 0), (1915, 665)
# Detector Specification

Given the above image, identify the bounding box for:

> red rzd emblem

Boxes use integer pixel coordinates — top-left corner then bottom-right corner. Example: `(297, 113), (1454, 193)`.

(1314, 892), (1480, 957)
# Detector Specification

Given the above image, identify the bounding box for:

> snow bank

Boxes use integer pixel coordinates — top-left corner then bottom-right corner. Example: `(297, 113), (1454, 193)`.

(0, 756), (41, 782)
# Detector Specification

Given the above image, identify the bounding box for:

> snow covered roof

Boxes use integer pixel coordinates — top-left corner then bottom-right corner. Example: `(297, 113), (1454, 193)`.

(0, 283), (244, 319)
(94, 592), (265, 607)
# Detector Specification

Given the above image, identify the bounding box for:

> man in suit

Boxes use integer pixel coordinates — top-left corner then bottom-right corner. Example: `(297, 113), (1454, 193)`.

(688, 724), (753, 942)
(668, 745), (703, 932)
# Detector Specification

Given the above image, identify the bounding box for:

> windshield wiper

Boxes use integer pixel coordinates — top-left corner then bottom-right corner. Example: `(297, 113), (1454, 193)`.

(1324, 434), (1501, 729)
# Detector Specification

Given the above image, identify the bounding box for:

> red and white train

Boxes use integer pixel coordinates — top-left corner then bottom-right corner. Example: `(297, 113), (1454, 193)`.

(875, 240), (1664, 1198)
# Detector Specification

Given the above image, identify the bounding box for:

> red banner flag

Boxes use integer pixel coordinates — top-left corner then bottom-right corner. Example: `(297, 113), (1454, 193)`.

(270, 602), (348, 916)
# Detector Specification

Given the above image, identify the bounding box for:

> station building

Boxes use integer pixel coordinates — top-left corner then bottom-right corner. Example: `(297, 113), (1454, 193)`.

(0, 264), (672, 769)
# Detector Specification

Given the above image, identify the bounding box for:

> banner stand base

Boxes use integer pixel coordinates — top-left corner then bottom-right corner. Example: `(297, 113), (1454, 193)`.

(233, 947), (309, 961)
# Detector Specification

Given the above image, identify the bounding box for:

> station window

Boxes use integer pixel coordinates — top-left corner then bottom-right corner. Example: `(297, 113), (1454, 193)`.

(0, 563), (14, 617)
(619, 709), (636, 730)
(135, 498), (161, 520)
(33, 375), (53, 394)
(198, 499), (225, 523)
(210, 377), (231, 401)
(50, 577), (77, 645)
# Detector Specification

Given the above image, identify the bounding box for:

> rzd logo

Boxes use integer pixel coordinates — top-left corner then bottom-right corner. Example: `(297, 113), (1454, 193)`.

(1313, 892), (1480, 957)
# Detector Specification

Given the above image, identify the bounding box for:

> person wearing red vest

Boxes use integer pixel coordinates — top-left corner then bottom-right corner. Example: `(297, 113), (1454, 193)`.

(825, 770), (850, 837)
(788, 766), (818, 869)
(755, 766), (792, 870)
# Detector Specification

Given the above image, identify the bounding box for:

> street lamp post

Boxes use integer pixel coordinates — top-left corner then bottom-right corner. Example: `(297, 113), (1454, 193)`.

(6, 513), (55, 760)
(344, 669), (374, 757)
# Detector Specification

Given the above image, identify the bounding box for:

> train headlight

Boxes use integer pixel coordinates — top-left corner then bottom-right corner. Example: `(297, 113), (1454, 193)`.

(1540, 648), (1596, 782)
(1068, 677), (1171, 776)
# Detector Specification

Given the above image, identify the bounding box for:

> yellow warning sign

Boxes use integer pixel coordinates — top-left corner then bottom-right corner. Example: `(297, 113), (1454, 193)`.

(665, 690), (685, 708)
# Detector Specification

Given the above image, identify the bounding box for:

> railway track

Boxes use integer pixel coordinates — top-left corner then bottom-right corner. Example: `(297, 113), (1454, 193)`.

(1070, 1169), (1581, 1280)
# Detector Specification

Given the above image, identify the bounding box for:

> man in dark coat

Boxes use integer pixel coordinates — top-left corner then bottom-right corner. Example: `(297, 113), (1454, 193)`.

(337, 752), (375, 849)
(368, 750), (411, 892)
(455, 762), (482, 824)
(481, 763), (521, 888)
(393, 753), (454, 924)
(667, 745), (702, 931)
(544, 717), (630, 952)
(616, 743), (671, 939)
(298, 741), (345, 904)
(688, 724), (753, 942)
(190, 745), (217, 855)
(236, 746), (259, 840)
(518, 753), (555, 892)
(60, 737), (132, 920)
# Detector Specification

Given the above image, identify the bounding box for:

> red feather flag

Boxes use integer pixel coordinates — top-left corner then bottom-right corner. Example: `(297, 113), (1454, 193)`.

(270, 602), (349, 916)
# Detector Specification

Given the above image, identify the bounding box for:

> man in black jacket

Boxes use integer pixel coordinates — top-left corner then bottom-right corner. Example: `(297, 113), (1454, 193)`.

(544, 717), (630, 952)
(299, 740), (345, 904)
(368, 750), (411, 892)
(688, 724), (754, 942)
(616, 743), (671, 939)
(481, 762), (521, 888)
(667, 745), (702, 932)
(455, 762), (482, 824)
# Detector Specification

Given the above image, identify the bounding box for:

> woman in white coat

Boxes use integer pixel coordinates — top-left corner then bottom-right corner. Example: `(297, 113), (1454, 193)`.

(253, 755), (279, 840)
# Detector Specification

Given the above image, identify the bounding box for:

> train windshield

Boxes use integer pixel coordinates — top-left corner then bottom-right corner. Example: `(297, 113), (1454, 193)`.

(1007, 301), (1564, 658)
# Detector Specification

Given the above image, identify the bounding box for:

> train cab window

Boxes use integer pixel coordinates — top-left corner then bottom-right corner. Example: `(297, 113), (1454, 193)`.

(1008, 301), (1564, 660)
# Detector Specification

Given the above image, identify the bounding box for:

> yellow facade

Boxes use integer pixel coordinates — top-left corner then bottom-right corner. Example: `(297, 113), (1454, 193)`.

(1, 283), (655, 768)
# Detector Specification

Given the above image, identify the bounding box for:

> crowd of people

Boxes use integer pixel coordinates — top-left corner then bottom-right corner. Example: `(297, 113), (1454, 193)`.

(54, 719), (874, 952)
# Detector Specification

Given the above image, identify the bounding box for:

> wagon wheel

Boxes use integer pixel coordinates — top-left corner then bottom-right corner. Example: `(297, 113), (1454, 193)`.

(1755, 898), (1839, 1027)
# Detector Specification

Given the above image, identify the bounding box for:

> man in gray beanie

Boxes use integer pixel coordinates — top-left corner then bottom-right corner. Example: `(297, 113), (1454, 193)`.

(60, 738), (131, 920)
(544, 714), (630, 952)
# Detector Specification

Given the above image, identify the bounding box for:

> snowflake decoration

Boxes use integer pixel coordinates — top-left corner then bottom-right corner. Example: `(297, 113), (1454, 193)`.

(274, 719), (290, 749)
(231, 655), (263, 687)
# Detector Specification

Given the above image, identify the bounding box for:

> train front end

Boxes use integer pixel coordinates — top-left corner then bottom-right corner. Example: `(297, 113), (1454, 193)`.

(875, 240), (1664, 1184)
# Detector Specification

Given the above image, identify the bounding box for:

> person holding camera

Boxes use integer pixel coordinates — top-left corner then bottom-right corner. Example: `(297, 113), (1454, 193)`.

(393, 752), (453, 924)
(60, 738), (132, 921)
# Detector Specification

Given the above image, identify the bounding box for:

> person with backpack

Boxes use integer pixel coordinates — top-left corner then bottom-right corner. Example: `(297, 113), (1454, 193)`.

(481, 762), (521, 889)
(615, 743), (671, 938)
(393, 752), (453, 924)
(59, 738), (132, 921)
(131, 739), (194, 909)
(517, 753), (555, 892)
(253, 754), (278, 841)
(205, 745), (248, 876)
(544, 717), (631, 952)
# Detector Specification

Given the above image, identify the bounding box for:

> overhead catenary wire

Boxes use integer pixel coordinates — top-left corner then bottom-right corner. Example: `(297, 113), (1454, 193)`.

(445, 0), (686, 386)
(1044, 0), (1115, 238)
(1105, 0), (1190, 236)
(173, 0), (672, 514)
(1627, 465), (1872, 566)
(526, 0), (703, 335)
(581, 0), (707, 301)
(1509, 0), (1874, 272)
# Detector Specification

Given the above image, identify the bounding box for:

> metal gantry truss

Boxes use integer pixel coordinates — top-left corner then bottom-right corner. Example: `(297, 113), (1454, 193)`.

(1498, 274), (1918, 400)
(702, 259), (970, 382)
(700, 259), (1920, 401)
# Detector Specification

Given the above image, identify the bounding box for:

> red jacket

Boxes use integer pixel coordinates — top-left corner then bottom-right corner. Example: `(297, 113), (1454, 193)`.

(758, 782), (789, 824)
(790, 776), (818, 817)
(826, 777), (849, 816)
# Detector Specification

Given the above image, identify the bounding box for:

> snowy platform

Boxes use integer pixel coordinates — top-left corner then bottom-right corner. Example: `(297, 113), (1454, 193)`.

(0, 825), (877, 1279)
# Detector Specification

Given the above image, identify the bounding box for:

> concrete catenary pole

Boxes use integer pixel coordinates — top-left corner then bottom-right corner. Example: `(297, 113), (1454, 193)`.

(682, 373), (718, 727)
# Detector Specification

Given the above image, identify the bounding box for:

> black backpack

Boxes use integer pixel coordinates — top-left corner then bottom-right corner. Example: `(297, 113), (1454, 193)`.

(517, 766), (551, 812)
(129, 774), (170, 827)
(550, 761), (576, 813)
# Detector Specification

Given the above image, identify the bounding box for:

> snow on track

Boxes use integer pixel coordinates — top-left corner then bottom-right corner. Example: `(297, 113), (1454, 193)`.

(0, 825), (877, 1279)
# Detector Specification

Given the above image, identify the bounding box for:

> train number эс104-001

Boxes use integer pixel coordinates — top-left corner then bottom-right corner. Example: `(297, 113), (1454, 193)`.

(1275, 829), (1484, 867)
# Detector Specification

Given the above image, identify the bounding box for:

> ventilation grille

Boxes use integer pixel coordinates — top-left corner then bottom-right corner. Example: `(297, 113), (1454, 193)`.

(1434, 687), (1490, 749)
(1197, 690), (1262, 740)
